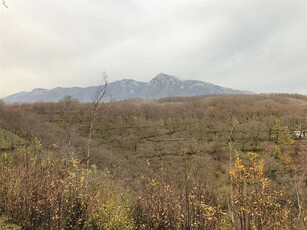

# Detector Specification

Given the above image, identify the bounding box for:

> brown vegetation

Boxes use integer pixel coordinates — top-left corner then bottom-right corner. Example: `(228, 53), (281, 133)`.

(0, 94), (306, 229)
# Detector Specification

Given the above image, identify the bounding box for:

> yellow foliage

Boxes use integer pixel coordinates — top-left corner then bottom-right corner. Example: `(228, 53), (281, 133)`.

(228, 153), (292, 229)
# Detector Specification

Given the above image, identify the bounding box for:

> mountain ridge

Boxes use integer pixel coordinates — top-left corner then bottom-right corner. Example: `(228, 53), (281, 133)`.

(2, 73), (251, 103)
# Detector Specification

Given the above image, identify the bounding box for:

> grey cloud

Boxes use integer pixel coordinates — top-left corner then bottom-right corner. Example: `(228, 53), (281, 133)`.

(0, 0), (306, 98)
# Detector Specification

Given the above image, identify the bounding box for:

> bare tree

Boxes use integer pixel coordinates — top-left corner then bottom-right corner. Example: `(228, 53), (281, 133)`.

(228, 116), (238, 230)
(86, 72), (108, 185)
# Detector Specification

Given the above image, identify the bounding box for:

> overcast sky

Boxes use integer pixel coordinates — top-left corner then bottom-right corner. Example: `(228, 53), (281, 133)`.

(0, 0), (306, 98)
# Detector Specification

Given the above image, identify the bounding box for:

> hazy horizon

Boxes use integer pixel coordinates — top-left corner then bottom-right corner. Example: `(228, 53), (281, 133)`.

(1, 0), (306, 98)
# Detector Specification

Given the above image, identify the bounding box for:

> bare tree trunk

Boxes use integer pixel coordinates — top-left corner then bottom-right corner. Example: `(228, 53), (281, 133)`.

(294, 166), (304, 221)
(86, 72), (108, 187)
(184, 171), (190, 230)
(295, 180), (302, 220)
(228, 117), (238, 230)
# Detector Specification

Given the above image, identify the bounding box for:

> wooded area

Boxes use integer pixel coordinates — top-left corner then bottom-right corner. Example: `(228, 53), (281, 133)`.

(0, 94), (306, 229)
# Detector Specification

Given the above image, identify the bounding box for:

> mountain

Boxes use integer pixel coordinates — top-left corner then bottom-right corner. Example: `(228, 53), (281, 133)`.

(141, 74), (183, 99)
(2, 74), (250, 103)
(108, 79), (146, 101)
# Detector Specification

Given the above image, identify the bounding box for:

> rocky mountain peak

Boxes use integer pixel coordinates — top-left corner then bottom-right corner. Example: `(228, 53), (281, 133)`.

(150, 73), (181, 85)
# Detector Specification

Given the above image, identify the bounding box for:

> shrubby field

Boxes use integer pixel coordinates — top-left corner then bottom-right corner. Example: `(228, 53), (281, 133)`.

(0, 94), (306, 229)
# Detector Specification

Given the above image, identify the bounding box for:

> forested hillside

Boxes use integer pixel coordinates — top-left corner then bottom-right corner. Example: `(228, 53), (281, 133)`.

(0, 94), (306, 229)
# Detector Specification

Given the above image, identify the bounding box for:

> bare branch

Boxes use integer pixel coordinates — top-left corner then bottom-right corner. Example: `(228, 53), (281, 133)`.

(2, 0), (8, 8)
(92, 71), (108, 109)
(86, 72), (108, 186)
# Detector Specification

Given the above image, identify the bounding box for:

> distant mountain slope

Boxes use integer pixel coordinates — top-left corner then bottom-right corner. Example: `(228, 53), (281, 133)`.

(2, 74), (250, 103)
